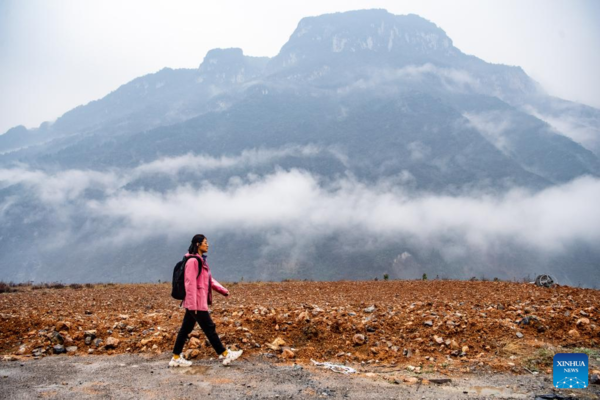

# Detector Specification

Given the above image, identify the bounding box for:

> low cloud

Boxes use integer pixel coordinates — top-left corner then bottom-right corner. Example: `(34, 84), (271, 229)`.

(523, 105), (600, 155)
(0, 166), (124, 204)
(4, 162), (599, 253)
(132, 144), (344, 177)
(0, 145), (345, 204)
(337, 63), (481, 95)
(2, 148), (600, 282)
(463, 111), (513, 155)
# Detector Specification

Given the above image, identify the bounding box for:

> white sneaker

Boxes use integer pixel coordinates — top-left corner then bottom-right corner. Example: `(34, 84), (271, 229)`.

(169, 354), (192, 367)
(222, 349), (243, 366)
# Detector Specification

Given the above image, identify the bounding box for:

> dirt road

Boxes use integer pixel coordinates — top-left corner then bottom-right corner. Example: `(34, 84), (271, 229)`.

(0, 354), (600, 399)
(2, 353), (599, 399)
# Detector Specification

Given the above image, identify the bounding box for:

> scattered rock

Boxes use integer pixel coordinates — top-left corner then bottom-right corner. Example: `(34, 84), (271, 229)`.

(84, 330), (97, 339)
(363, 306), (375, 313)
(267, 337), (286, 351)
(516, 332), (524, 338)
(430, 378), (452, 384)
(105, 337), (120, 349)
(297, 312), (310, 323)
(423, 320), (433, 327)
(52, 345), (66, 354)
(353, 334), (365, 345)
(93, 338), (103, 347)
(55, 321), (71, 331)
(568, 329), (580, 338)
(576, 318), (590, 326)
(50, 332), (64, 345)
(590, 370), (600, 385)
(281, 348), (295, 359)
(189, 337), (201, 349)
(66, 346), (78, 353)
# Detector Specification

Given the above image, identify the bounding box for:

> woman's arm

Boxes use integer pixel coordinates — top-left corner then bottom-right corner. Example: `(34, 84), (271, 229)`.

(211, 277), (229, 296)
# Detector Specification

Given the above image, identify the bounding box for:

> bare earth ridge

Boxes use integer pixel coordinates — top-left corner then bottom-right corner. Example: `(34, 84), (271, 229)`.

(1, 280), (599, 399)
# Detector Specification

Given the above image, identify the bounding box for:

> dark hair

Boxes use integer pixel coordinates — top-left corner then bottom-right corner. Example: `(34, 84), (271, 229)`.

(188, 234), (206, 254)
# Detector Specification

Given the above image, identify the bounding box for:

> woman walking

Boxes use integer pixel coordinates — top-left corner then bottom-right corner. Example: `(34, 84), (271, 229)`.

(169, 234), (242, 367)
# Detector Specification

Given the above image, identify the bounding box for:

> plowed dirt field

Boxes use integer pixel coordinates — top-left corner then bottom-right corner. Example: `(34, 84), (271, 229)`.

(1, 280), (599, 376)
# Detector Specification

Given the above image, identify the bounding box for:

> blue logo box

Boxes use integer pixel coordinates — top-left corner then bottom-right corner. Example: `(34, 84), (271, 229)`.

(553, 353), (588, 389)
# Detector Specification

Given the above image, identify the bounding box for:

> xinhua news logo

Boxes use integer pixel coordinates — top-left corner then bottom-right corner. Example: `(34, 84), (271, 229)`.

(553, 353), (588, 389)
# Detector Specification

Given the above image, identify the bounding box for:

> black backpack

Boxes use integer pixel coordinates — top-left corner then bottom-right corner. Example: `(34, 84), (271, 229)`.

(171, 255), (202, 300)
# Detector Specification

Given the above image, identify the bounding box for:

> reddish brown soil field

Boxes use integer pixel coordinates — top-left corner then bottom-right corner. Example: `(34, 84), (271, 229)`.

(1, 280), (599, 374)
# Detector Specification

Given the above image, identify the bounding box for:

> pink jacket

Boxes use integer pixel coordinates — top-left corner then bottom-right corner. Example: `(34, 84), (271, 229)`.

(182, 253), (229, 311)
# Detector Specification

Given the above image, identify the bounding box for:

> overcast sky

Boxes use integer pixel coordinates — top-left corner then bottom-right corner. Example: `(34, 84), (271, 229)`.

(1, 0), (599, 135)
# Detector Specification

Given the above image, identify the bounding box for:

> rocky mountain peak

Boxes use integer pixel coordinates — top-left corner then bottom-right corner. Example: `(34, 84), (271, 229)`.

(295, 10), (452, 50)
(267, 9), (458, 75)
(198, 48), (269, 85)
(199, 48), (245, 71)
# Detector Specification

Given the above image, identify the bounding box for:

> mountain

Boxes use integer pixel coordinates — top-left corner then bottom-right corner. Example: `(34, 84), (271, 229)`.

(1, 10), (599, 286)
(0, 49), (269, 158)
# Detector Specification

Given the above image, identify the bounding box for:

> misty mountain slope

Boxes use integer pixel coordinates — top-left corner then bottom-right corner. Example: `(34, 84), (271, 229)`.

(35, 87), (552, 191)
(0, 49), (269, 157)
(452, 94), (600, 183)
(520, 96), (600, 157)
(0, 125), (47, 156)
(1, 9), (599, 286)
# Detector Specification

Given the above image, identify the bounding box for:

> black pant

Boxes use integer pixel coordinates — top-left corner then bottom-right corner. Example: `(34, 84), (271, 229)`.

(173, 309), (226, 355)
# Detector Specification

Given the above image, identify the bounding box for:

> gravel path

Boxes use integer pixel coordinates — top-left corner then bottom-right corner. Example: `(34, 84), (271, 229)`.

(2, 354), (600, 399)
